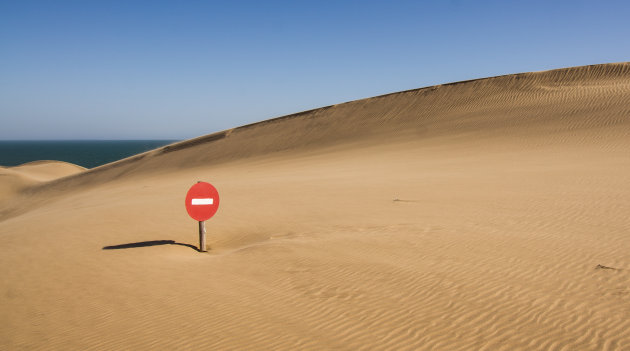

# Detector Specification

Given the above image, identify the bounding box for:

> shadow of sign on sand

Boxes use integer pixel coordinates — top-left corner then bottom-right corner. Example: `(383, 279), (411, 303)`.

(102, 240), (200, 252)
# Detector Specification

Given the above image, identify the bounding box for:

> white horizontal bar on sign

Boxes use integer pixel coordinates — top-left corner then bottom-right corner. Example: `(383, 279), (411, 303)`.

(191, 198), (214, 205)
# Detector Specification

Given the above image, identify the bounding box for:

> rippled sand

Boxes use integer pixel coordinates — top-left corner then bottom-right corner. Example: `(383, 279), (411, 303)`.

(1, 62), (629, 350)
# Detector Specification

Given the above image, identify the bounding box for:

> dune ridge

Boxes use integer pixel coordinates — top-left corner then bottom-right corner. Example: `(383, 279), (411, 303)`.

(23, 62), (630, 189)
(0, 160), (85, 198)
(1, 62), (630, 350)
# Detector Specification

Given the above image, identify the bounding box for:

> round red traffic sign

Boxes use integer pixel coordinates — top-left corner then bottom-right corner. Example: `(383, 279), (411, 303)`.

(185, 182), (220, 221)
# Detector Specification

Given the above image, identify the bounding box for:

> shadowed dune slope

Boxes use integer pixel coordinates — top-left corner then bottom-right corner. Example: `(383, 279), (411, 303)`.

(19, 62), (630, 193)
(1, 62), (630, 350)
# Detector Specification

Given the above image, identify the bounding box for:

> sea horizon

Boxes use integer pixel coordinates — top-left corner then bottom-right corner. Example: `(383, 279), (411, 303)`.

(0, 139), (178, 169)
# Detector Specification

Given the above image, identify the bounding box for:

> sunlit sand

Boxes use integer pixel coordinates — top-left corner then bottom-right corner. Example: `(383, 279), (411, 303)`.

(1, 62), (629, 350)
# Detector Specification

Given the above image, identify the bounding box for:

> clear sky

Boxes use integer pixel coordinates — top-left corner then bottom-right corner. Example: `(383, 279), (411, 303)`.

(1, 1), (629, 140)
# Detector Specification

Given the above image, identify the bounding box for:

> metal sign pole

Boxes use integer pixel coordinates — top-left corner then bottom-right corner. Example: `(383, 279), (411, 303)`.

(199, 221), (207, 252)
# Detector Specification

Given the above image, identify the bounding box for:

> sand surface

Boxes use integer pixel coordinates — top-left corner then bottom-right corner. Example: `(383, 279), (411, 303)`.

(0, 161), (85, 198)
(1, 63), (629, 350)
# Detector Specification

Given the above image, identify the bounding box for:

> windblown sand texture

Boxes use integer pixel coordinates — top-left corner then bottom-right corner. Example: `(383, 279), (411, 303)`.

(1, 63), (630, 350)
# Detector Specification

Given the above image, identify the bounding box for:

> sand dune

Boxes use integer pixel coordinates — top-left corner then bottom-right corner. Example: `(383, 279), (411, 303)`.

(1, 62), (630, 350)
(0, 161), (85, 198)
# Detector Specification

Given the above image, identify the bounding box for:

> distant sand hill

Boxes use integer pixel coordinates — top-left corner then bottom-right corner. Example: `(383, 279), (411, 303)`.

(1, 63), (629, 350)
(0, 161), (85, 198)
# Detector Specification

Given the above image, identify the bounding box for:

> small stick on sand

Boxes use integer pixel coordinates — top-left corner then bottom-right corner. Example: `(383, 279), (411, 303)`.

(595, 264), (619, 270)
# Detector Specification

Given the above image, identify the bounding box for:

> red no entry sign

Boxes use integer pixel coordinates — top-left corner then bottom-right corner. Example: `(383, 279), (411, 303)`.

(185, 181), (220, 222)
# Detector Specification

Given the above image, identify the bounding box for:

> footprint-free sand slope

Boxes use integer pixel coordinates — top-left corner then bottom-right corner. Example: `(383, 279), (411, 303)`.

(1, 62), (629, 350)
(0, 161), (85, 198)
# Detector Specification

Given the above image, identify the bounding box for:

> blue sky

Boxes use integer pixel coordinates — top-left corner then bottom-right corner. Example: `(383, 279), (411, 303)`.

(1, 1), (628, 140)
